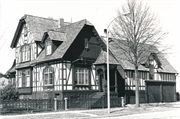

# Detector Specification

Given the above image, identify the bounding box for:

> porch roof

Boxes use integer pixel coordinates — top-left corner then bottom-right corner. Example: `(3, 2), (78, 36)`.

(94, 50), (119, 65)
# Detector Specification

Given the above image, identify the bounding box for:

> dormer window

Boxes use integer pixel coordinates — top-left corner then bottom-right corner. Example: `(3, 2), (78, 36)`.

(21, 45), (30, 62)
(45, 40), (52, 55)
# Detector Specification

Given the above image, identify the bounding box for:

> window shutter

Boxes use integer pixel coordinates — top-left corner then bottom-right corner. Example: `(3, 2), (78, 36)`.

(74, 67), (77, 85)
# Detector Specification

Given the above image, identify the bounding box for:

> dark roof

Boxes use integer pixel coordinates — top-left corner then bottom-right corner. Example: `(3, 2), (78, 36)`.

(47, 31), (67, 41)
(99, 37), (178, 73)
(11, 14), (58, 48)
(32, 19), (93, 64)
(94, 50), (119, 65)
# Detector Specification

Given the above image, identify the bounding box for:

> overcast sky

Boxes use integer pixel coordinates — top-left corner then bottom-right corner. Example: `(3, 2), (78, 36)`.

(0, 0), (180, 89)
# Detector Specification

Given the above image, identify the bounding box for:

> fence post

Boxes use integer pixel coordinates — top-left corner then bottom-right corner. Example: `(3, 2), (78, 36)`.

(27, 98), (29, 112)
(54, 98), (57, 111)
(121, 97), (124, 108)
(102, 95), (104, 109)
(64, 97), (68, 110)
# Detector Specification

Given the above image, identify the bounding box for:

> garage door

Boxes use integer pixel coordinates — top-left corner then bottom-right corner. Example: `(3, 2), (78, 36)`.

(146, 81), (176, 103)
(162, 83), (175, 102)
(147, 83), (161, 103)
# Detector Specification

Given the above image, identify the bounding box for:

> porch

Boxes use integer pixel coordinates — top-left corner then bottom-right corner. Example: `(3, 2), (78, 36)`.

(95, 64), (125, 97)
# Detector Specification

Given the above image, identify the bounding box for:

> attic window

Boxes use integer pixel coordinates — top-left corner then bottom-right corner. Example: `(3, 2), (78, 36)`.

(45, 40), (52, 55)
(21, 45), (30, 62)
(24, 25), (28, 37)
(84, 38), (89, 51)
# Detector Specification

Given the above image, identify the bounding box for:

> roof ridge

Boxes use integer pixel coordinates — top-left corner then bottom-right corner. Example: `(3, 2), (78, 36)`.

(22, 14), (58, 22)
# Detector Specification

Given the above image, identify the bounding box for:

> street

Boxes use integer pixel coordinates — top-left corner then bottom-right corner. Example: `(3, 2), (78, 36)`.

(101, 109), (180, 119)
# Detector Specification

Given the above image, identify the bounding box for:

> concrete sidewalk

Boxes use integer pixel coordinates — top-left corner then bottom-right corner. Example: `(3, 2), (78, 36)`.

(0, 102), (180, 119)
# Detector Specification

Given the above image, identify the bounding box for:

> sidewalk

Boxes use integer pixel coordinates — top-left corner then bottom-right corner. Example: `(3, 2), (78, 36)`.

(0, 102), (180, 119)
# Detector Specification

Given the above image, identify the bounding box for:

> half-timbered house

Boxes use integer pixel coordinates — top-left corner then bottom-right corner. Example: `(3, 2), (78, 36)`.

(6, 14), (178, 104)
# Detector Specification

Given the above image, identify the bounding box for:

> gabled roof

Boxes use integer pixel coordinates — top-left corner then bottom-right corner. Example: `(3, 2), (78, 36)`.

(99, 37), (178, 73)
(11, 14), (58, 48)
(32, 19), (93, 64)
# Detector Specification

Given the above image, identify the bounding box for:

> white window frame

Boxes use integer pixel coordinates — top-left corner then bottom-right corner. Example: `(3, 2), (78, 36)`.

(76, 67), (89, 85)
(44, 67), (53, 86)
(45, 41), (52, 55)
(17, 69), (31, 87)
(18, 71), (22, 87)
(21, 45), (30, 62)
(25, 70), (30, 87)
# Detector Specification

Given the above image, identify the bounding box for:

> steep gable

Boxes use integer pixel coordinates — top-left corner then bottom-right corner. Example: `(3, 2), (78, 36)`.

(11, 14), (58, 48)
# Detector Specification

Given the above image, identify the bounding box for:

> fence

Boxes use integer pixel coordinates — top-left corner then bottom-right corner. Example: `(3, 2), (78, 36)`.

(1, 99), (61, 114)
(0, 95), (122, 114)
(67, 93), (122, 109)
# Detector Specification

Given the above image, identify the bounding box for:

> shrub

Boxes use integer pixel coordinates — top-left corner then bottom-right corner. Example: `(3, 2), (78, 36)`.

(1, 84), (19, 100)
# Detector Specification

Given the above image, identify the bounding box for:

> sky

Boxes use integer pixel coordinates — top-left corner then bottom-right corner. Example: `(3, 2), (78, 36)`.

(0, 0), (180, 90)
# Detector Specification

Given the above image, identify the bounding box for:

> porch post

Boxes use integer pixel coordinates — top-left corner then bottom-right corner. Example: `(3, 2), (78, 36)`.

(103, 70), (106, 93)
(115, 70), (118, 93)
(98, 71), (102, 92)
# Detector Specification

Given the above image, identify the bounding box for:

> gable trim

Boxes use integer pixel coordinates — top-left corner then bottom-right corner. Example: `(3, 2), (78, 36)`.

(11, 19), (25, 48)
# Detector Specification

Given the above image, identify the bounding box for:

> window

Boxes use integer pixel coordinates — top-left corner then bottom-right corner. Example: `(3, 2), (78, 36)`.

(25, 70), (30, 87)
(75, 67), (89, 85)
(84, 38), (88, 49)
(43, 67), (54, 86)
(18, 71), (22, 87)
(17, 69), (31, 87)
(45, 41), (52, 55)
(21, 45), (30, 62)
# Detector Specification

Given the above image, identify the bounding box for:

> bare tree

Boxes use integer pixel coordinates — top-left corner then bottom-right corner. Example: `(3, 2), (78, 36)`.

(110, 0), (167, 107)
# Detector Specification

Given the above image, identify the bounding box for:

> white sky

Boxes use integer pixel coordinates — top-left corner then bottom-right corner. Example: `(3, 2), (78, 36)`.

(0, 0), (180, 90)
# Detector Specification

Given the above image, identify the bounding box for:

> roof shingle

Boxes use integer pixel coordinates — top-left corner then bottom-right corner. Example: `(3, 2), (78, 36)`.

(99, 37), (178, 73)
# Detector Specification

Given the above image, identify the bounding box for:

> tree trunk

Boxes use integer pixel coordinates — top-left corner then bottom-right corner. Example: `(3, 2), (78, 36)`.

(135, 66), (140, 107)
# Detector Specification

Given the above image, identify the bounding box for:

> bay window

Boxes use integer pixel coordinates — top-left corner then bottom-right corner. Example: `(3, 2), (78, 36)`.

(17, 69), (31, 87)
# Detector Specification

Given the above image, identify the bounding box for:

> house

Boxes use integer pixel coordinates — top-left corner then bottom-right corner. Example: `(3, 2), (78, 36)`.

(7, 14), (178, 104)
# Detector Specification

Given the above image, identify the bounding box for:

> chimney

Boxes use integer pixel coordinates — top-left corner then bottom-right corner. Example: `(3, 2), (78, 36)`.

(58, 18), (64, 27)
